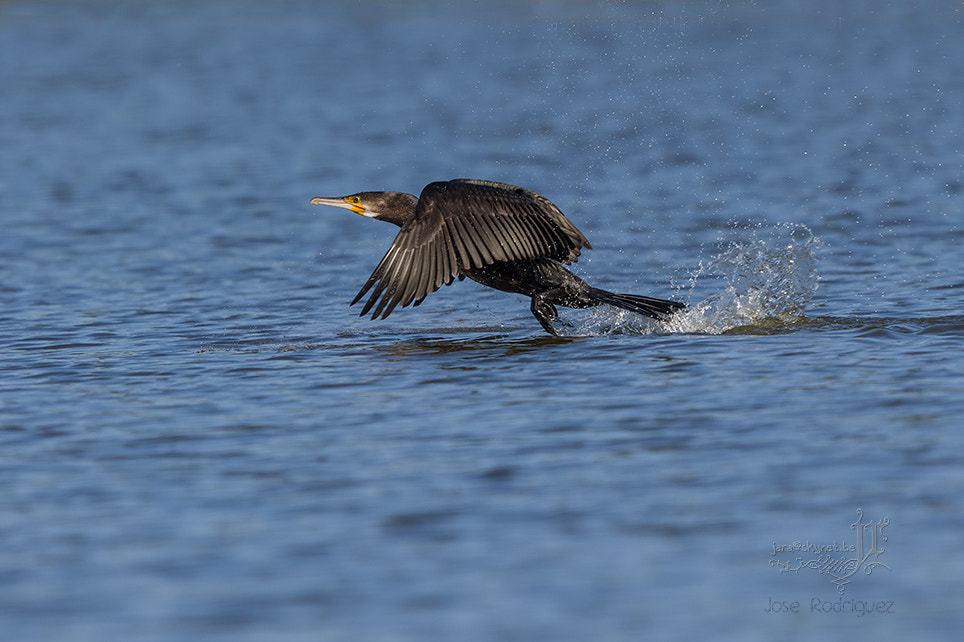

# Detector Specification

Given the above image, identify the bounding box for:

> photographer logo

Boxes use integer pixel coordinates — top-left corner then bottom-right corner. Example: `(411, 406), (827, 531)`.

(769, 508), (890, 594)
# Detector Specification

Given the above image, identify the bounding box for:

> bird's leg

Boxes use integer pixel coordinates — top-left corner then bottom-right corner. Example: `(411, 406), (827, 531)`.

(530, 291), (561, 336)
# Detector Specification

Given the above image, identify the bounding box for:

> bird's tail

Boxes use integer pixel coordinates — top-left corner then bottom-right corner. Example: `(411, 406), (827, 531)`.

(587, 288), (685, 321)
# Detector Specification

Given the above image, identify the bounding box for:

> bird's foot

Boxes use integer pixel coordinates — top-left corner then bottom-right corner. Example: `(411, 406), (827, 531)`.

(531, 292), (561, 336)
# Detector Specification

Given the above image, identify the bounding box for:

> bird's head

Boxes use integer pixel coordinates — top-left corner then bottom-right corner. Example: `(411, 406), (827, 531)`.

(310, 191), (418, 227)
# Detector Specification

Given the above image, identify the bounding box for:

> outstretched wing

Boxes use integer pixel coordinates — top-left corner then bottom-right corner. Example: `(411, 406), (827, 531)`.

(353, 179), (592, 320)
(449, 179), (591, 261)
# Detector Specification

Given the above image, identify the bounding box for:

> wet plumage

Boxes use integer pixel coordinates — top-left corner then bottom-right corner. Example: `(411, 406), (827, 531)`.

(310, 179), (684, 335)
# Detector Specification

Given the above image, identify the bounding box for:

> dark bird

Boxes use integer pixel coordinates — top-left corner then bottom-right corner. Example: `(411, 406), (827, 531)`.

(310, 179), (684, 335)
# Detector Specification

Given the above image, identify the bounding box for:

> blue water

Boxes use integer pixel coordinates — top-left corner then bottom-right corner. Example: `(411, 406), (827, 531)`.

(2, 1), (963, 640)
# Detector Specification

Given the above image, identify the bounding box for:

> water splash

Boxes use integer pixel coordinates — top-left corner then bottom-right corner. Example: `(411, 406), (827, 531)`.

(571, 223), (819, 336)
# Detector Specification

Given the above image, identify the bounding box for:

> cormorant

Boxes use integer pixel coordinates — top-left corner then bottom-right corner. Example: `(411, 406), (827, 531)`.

(310, 179), (684, 335)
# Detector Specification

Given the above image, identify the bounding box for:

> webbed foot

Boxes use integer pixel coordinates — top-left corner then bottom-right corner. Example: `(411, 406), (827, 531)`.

(531, 291), (562, 336)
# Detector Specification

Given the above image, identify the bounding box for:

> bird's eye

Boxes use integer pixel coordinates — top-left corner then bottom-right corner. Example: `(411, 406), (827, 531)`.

(351, 196), (360, 204)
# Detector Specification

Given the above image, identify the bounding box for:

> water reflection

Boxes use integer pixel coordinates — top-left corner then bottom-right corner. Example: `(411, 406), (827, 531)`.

(381, 333), (574, 358)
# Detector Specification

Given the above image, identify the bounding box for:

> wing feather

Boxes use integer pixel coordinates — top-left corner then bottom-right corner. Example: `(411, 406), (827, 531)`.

(450, 179), (591, 261)
(468, 212), (510, 262)
(442, 222), (459, 285)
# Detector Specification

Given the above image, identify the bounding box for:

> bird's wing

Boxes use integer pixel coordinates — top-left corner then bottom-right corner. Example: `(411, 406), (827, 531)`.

(353, 180), (592, 320)
(351, 209), (459, 320)
(448, 179), (592, 262)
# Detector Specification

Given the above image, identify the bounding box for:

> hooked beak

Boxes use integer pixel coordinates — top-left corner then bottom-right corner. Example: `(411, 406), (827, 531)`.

(311, 196), (365, 216)
(310, 196), (365, 216)
(309, 196), (344, 207)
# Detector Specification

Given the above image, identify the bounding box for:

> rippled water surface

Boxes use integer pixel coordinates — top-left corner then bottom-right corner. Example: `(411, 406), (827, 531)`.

(2, 1), (963, 640)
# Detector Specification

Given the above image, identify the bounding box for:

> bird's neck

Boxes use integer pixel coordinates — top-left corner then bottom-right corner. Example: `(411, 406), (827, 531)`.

(378, 211), (414, 227)
(377, 193), (419, 227)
